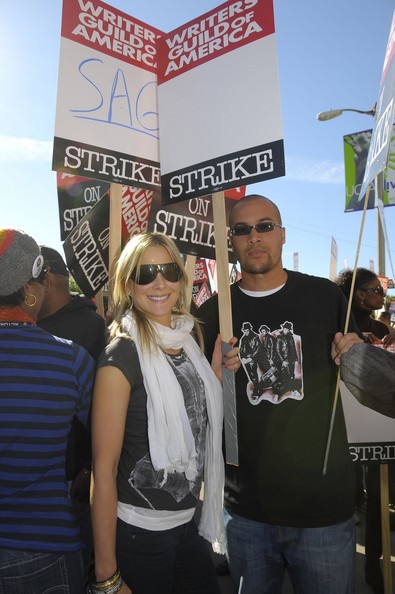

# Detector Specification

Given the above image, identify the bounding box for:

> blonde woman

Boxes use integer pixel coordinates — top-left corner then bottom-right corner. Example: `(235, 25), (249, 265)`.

(88, 233), (239, 594)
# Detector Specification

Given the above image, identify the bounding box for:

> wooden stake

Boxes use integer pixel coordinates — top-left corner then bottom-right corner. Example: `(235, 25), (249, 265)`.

(211, 191), (233, 341)
(380, 464), (393, 594)
(95, 288), (105, 319)
(108, 183), (122, 312)
(322, 184), (371, 475)
(212, 191), (238, 465)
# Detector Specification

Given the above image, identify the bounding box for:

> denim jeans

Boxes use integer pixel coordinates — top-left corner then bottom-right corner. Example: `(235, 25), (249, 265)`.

(224, 508), (356, 594)
(116, 517), (220, 594)
(0, 549), (84, 593)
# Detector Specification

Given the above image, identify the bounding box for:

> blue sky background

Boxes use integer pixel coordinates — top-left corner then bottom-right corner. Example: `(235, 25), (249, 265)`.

(1, 0), (394, 288)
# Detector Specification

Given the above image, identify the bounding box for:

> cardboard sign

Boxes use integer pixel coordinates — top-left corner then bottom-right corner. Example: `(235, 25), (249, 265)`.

(57, 173), (154, 242)
(147, 191), (237, 261)
(341, 381), (395, 464)
(343, 125), (395, 212)
(120, 185), (154, 239)
(53, 0), (162, 189)
(191, 259), (212, 307)
(63, 185), (156, 296)
(358, 10), (395, 202)
(57, 172), (111, 240)
(157, 0), (284, 204)
(64, 193), (110, 298)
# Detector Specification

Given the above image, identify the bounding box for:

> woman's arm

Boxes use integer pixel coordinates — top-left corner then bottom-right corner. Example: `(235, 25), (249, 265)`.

(91, 365), (132, 592)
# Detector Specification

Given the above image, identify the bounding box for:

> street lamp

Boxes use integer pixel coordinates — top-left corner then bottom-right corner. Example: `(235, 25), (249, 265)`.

(316, 103), (385, 276)
(316, 104), (376, 121)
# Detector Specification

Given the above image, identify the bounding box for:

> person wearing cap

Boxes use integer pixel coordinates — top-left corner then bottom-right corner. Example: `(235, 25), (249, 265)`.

(0, 229), (95, 593)
(38, 246), (106, 361)
(37, 246), (106, 582)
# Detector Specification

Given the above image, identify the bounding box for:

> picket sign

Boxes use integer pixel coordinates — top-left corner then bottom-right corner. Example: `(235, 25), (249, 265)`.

(108, 183), (123, 311)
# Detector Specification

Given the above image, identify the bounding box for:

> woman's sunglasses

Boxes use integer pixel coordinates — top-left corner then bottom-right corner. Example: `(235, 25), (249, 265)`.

(131, 263), (182, 285)
(364, 286), (385, 297)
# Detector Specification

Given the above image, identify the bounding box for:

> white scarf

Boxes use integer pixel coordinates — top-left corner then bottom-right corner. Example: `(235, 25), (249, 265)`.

(122, 310), (226, 553)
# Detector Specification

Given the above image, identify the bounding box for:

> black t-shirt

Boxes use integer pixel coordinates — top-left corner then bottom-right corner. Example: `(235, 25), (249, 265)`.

(98, 337), (207, 511)
(198, 270), (358, 528)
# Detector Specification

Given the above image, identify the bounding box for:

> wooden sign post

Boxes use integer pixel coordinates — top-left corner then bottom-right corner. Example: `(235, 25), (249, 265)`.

(184, 255), (197, 311)
(380, 464), (393, 594)
(108, 183), (123, 311)
(211, 192), (233, 342)
(212, 191), (238, 466)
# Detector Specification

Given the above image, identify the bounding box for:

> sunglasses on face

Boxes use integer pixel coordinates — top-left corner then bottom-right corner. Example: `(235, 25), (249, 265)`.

(130, 262), (182, 285)
(364, 286), (385, 297)
(230, 222), (283, 236)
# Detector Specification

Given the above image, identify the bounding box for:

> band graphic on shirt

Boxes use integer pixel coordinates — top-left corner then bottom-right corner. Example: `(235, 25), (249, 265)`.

(239, 320), (304, 405)
(127, 353), (206, 507)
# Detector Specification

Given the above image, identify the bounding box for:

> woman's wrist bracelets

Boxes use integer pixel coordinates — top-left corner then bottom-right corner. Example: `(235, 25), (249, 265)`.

(86, 569), (123, 594)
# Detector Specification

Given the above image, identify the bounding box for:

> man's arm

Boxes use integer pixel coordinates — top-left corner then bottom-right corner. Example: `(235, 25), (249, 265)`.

(331, 331), (363, 365)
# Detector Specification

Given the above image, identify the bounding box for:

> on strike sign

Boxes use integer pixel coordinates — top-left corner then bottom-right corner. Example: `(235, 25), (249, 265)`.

(157, 0), (285, 204)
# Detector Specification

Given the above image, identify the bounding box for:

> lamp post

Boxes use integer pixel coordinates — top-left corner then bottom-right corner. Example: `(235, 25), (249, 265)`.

(317, 103), (385, 276)
(316, 105), (376, 121)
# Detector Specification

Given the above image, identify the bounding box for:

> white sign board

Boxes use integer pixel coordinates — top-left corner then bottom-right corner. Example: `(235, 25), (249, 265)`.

(359, 10), (395, 202)
(53, 0), (162, 190)
(157, 0), (284, 204)
(341, 382), (395, 464)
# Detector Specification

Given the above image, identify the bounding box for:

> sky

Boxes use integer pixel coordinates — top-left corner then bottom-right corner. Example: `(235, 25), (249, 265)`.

(1, 0), (395, 291)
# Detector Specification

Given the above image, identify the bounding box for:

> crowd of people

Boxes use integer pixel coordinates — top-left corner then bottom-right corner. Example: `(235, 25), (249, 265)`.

(0, 193), (394, 594)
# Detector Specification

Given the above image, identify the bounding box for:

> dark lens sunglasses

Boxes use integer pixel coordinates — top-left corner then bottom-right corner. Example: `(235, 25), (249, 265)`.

(364, 286), (385, 296)
(230, 222), (282, 236)
(131, 263), (182, 285)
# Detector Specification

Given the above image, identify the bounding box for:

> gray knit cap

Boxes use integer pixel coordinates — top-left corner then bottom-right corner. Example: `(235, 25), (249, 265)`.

(0, 229), (44, 296)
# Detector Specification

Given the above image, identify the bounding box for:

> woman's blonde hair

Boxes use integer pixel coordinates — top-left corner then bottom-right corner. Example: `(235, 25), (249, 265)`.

(108, 232), (203, 351)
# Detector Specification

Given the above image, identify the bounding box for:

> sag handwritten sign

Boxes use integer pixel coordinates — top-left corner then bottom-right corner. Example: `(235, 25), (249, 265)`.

(53, 0), (162, 190)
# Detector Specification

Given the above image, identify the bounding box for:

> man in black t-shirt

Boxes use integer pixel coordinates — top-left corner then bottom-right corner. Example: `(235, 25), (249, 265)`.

(198, 195), (362, 594)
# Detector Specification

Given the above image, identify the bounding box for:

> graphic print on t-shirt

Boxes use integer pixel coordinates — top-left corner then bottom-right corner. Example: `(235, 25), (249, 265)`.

(239, 320), (304, 405)
(127, 351), (206, 508)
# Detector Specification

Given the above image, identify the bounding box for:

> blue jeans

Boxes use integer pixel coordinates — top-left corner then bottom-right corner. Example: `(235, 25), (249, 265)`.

(224, 508), (356, 594)
(116, 517), (220, 593)
(0, 549), (84, 593)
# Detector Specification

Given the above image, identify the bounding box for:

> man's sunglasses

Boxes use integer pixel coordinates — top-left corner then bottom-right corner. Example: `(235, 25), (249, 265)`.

(230, 222), (282, 236)
(364, 286), (385, 296)
(131, 263), (182, 285)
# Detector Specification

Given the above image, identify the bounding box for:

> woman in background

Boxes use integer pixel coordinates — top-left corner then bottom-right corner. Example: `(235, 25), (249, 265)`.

(335, 267), (391, 594)
(89, 232), (239, 594)
(335, 267), (388, 343)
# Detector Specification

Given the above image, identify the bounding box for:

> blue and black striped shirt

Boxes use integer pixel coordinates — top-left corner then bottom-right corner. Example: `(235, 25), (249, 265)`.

(0, 323), (94, 553)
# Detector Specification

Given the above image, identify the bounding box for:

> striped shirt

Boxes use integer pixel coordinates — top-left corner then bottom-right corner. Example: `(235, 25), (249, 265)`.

(0, 323), (94, 553)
